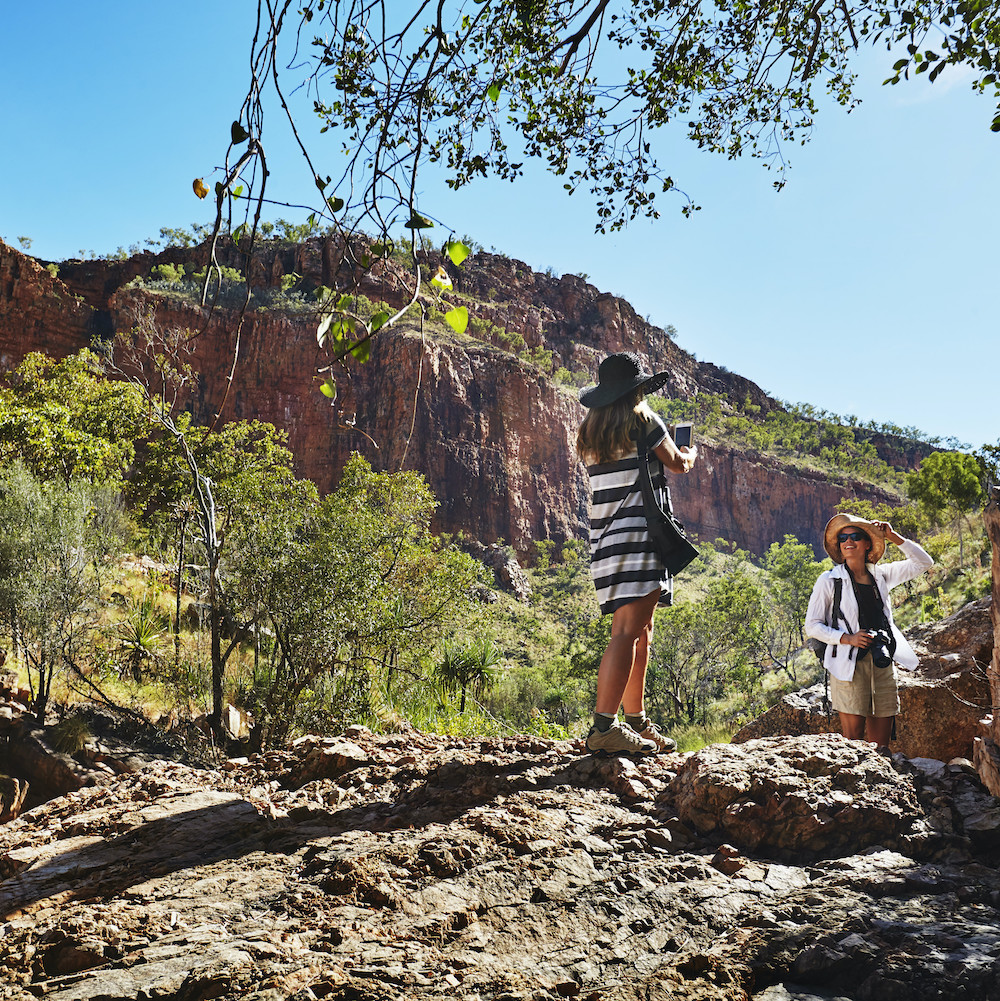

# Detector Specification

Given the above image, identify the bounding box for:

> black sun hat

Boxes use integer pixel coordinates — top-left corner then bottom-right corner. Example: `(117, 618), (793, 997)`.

(579, 352), (669, 409)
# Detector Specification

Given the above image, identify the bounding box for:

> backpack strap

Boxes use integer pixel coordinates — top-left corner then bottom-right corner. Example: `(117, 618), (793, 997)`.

(593, 481), (632, 550)
(828, 577), (843, 658)
(822, 577), (843, 718)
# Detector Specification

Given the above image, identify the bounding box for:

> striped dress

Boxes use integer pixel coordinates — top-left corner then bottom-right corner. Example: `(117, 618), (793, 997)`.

(587, 416), (673, 615)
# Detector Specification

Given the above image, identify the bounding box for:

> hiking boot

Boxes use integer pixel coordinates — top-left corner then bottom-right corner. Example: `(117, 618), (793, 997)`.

(637, 721), (677, 753)
(586, 719), (657, 756)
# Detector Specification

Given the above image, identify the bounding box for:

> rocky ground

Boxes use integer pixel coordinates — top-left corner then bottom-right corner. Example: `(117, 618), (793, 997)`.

(4, 723), (1000, 1001)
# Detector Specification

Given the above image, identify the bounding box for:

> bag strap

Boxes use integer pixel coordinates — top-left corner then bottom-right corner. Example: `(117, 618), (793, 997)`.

(636, 428), (666, 512)
(594, 425), (667, 549)
(822, 576), (844, 717)
(593, 481), (632, 549)
(828, 577), (845, 659)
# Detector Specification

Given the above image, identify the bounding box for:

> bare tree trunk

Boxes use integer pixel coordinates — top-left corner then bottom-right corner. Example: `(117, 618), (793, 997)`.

(975, 490), (1000, 795)
(174, 512), (188, 671)
(209, 557), (224, 735)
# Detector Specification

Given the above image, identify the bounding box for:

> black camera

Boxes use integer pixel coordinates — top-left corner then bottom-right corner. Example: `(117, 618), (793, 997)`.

(868, 628), (895, 669)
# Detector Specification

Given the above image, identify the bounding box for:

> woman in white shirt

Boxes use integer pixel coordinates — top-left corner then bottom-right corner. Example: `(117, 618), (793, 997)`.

(805, 513), (933, 746)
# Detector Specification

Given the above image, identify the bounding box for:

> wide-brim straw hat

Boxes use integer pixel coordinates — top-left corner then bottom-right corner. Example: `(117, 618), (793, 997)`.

(579, 352), (669, 409)
(823, 513), (886, 564)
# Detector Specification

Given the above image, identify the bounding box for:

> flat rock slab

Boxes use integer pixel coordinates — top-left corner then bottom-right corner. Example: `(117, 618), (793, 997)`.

(2, 729), (1000, 1001)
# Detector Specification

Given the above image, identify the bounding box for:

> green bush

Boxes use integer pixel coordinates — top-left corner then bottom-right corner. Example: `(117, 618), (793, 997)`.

(150, 263), (186, 283)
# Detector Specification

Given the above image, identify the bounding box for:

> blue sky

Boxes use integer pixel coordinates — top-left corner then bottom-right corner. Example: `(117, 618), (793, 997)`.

(2, 3), (997, 449)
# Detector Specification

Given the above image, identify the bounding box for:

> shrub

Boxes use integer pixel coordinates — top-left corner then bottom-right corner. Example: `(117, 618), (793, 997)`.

(520, 346), (554, 373)
(50, 714), (92, 753)
(150, 263), (186, 283)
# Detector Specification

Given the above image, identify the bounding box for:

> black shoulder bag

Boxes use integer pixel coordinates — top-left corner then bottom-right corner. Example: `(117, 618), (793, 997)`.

(636, 432), (699, 576)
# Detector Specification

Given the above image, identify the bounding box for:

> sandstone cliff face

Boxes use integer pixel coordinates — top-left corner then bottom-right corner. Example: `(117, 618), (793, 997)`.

(0, 238), (914, 555)
(0, 243), (93, 368)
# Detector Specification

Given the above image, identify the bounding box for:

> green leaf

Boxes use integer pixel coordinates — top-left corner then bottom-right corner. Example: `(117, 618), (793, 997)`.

(446, 240), (470, 267)
(327, 195), (345, 212)
(231, 121), (249, 144)
(319, 311), (355, 348)
(317, 313), (334, 346)
(487, 82), (501, 102)
(320, 378), (337, 400)
(232, 223), (246, 243)
(445, 306), (469, 335)
(231, 185), (244, 198)
(369, 310), (390, 333)
(405, 211), (434, 229)
(350, 339), (371, 363)
(330, 317), (354, 343)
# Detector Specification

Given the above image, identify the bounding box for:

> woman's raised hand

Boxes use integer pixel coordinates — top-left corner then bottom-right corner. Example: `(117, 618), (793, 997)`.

(872, 520), (904, 545)
(678, 445), (698, 473)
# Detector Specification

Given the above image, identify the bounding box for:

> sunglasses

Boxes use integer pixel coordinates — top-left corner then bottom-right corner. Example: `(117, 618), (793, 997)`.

(837, 531), (867, 543)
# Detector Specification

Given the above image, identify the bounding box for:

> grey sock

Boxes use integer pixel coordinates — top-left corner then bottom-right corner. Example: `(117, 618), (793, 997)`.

(593, 712), (616, 732)
(624, 713), (648, 731)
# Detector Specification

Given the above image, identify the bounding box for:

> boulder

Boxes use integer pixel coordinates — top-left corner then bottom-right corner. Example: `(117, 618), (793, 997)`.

(670, 734), (921, 861)
(908, 595), (993, 672)
(0, 774), (28, 823)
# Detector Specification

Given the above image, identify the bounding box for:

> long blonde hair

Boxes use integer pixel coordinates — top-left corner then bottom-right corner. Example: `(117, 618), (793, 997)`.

(577, 392), (655, 464)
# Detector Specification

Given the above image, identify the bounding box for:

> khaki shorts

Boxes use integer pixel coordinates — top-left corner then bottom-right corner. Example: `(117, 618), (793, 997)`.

(829, 652), (900, 718)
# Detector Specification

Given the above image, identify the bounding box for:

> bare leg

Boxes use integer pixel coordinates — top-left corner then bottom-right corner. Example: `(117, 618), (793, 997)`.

(621, 614), (654, 716)
(594, 590), (661, 716)
(866, 716), (893, 746)
(838, 712), (866, 740)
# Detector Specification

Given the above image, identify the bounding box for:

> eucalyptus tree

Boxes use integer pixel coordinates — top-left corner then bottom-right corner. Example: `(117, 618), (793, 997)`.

(111, 315), (317, 737)
(0, 464), (126, 723)
(239, 453), (486, 747)
(906, 449), (985, 563)
(762, 534), (827, 683)
(647, 561), (767, 726)
(0, 350), (147, 489)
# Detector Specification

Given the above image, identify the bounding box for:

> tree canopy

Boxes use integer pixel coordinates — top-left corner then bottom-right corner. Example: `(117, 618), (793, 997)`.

(198, 1), (999, 394)
(907, 449), (984, 526)
(230, 1), (1000, 232)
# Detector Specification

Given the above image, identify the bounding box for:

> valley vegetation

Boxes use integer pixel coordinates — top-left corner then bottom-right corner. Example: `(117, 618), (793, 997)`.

(0, 325), (991, 754)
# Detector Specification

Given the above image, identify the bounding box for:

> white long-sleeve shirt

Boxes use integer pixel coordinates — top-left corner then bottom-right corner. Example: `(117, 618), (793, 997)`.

(804, 539), (934, 681)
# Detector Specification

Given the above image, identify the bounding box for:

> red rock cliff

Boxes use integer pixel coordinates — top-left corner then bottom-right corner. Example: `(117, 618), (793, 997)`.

(1, 237), (913, 556)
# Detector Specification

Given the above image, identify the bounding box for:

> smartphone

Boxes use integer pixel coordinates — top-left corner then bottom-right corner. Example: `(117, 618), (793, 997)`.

(673, 422), (693, 449)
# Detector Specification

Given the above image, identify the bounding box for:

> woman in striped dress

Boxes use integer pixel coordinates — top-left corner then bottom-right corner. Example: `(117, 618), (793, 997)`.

(576, 353), (698, 754)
